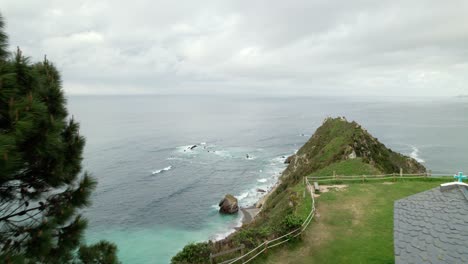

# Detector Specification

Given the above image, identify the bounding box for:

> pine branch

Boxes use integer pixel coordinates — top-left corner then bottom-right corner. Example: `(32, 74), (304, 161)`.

(0, 205), (43, 221)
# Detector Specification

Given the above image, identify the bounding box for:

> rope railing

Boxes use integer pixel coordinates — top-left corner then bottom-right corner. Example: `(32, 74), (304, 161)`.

(305, 171), (451, 182)
(307, 173), (429, 179)
(212, 171), (453, 264)
(213, 177), (316, 264)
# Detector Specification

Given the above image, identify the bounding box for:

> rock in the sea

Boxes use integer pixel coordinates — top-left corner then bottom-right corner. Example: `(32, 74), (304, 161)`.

(219, 194), (239, 214)
(284, 155), (294, 164)
(256, 188), (266, 193)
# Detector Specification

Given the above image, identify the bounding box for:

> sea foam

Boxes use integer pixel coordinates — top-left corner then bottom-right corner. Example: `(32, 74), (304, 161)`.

(410, 146), (425, 163)
(152, 166), (172, 175)
(235, 192), (249, 201)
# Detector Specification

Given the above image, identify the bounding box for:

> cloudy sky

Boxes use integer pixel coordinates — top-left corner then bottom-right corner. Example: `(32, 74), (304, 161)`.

(1, 0), (468, 96)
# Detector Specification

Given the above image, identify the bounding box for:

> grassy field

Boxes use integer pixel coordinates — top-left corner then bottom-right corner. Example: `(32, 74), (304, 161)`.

(251, 179), (449, 264)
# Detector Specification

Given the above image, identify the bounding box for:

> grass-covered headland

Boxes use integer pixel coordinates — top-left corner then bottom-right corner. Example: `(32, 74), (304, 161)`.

(171, 117), (446, 264)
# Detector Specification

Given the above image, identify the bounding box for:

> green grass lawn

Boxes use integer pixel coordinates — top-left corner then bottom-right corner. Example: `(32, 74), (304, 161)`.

(251, 179), (450, 264)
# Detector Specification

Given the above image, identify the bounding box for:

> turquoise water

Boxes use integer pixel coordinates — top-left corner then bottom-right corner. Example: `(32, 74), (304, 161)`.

(67, 95), (468, 263)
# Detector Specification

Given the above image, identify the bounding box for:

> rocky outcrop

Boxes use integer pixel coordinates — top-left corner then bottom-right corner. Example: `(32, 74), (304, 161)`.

(280, 117), (426, 182)
(219, 194), (239, 214)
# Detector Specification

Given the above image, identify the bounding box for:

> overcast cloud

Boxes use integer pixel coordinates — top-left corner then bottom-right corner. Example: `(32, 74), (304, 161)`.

(1, 0), (468, 96)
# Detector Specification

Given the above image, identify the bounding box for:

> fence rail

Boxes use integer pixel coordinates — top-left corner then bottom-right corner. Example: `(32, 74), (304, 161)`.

(211, 177), (316, 264)
(306, 171), (453, 183)
(211, 171), (453, 264)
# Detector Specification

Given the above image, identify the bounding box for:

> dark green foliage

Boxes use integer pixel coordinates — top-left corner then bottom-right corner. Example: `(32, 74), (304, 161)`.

(0, 14), (118, 263)
(232, 226), (271, 248)
(283, 117), (426, 183)
(79, 241), (120, 264)
(171, 242), (212, 264)
(0, 15), (8, 61)
(309, 158), (381, 176)
(282, 214), (303, 231)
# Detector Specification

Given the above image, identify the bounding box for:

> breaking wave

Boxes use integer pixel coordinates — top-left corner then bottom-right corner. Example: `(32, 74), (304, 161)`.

(152, 166), (172, 175)
(410, 146), (425, 163)
(235, 192), (249, 201)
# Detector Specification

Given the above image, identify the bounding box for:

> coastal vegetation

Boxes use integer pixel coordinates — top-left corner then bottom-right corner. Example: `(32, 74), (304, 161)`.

(253, 180), (450, 264)
(172, 117), (431, 263)
(0, 15), (118, 263)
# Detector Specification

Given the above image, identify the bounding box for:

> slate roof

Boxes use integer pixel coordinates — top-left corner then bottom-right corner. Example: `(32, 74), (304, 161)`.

(394, 184), (468, 264)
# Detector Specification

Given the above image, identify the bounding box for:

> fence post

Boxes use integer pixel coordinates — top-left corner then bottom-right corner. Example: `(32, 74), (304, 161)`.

(240, 245), (245, 264)
(265, 241), (269, 253)
(303, 177), (306, 198)
(400, 168), (403, 177)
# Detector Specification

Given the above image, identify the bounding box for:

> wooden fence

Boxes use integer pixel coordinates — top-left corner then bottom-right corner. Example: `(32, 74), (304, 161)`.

(210, 177), (316, 264)
(210, 170), (451, 263)
(307, 170), (436, 183)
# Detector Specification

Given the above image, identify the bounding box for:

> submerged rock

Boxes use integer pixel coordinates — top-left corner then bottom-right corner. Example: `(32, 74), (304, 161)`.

(219, 194), (239, 214)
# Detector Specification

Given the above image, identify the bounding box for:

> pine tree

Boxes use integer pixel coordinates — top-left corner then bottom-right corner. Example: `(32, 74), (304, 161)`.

(0, 14), (119, 264)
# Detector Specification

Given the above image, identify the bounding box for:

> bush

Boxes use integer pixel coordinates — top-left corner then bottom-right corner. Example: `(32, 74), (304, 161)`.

(171, 242), (211, 264)
(282, 214), (303, 231)
(232, 228), (267, 248)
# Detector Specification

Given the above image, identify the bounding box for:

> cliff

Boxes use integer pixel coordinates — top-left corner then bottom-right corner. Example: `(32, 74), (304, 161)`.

(283, 117), (426, 183)
(172, 117), (427, 263)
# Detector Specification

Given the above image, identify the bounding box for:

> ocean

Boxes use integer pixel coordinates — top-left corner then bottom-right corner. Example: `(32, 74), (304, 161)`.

(67, 95), (468, 263)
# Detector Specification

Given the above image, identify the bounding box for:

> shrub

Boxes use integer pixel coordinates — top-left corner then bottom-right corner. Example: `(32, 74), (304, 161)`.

(232, 226), (272, 248)
(282, 214), (304, 231)
(171, 242), (211, 264)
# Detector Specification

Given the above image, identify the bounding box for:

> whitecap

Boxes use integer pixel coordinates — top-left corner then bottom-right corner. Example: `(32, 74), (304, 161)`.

(271, 156), (287, 164)
(211, 215), (243, 241)
(257, 178), (267, 183)
(213, 150), (232, 158)
(235, 192), (249, 201)
(410, 146), (425, 163)
(152, 165), (172, 175)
